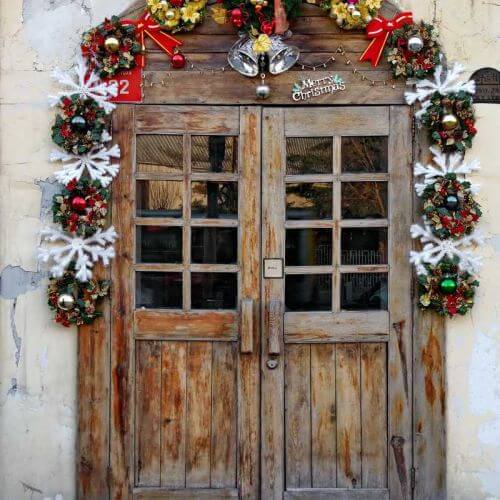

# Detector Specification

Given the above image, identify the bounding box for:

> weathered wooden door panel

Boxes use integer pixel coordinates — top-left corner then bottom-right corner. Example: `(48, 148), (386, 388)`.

(261, 106), (412, 500)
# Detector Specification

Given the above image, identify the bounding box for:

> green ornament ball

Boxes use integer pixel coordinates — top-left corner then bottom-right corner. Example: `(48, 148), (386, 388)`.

(440, 277), (458, 295)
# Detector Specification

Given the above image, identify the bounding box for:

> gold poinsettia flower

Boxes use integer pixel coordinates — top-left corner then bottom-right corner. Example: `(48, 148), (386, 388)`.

(190, 0), (207, 10)
(364, 0), (382, 10)
(181, 3), (201, 23)
(253, 34), (272, 54)
(211, 4), (228, 24)
(420, 294), (431, 307)
(148, 0), (167, 15)
(331, 3), (347, 23)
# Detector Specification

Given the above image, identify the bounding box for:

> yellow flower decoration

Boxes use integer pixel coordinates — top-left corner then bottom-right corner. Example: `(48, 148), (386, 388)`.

(147, 0), (167, 15)
(181, 3), (201, 24)
(365, 0), (382, 9)
(190, 0), (207, 10)
(253, 34), (272, 54)
(325, 0), (381, 30)
(211, 4), (228, 25)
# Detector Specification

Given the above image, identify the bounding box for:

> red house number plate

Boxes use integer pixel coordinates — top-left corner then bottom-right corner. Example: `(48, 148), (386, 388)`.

(107, 66), (143, 104)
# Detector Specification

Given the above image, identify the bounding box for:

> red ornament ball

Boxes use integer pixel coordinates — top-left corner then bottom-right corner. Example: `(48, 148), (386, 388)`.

(261, 20), (274, 35)
(230, 8), (244, 28)
(71, 196), (87, 213)
(169, 0), (184, 6)
(171, 52), (186, 69)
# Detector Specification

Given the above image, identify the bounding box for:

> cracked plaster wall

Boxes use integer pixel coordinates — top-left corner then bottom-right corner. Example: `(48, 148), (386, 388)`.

(0, 0), (498, 498)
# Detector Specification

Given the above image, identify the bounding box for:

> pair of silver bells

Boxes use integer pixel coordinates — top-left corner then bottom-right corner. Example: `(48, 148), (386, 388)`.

(228, 34), (300, 77)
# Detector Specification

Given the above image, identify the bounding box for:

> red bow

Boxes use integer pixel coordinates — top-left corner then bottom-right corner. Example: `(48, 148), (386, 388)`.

(122, 11), (183, 67)
(359, 12), (413, 67)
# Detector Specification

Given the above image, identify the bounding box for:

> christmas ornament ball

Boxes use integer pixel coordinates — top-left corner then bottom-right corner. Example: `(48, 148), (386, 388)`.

(170, 0), (184, 6)
(57, 293), (75, 311)
(71, 196), (87, 213)
(104, 36), (120, 53)
(70, 115), (88, 133)
(445, 194), (460, 211)
(171, 52), (186, 69)
(165, 9), (176, 20)
(256, 82), (271, 99)
(439, 277), (458, 295)
(407, 35), (424, 53)
(442, 113), (459, 131)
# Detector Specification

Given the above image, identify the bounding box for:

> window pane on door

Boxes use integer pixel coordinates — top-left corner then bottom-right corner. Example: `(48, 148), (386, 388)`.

(136, 226), (182, 263)
(191, 136), (238, 173)
(341, 182), (388, 219)
(341, 228), (388, 265)
(286, 183), (333, 220)
(191, 273), (237, 310)
(286, 229), (332, 266)
(191, 182), (238, 219)
(341, 273), (388, 310)
(136, 180), (183, 218)
(191, 227), (238, 264)
(136, 272), (183, 309)
(341, 136), (388, 173)
(136, 135), (183, 174)
(286, 137), (332, 175)
(285, 274), (332, 311)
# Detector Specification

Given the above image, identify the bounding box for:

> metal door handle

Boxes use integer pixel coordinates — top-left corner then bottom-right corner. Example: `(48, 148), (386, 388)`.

(268, 300), (283, 355)
(240, 298), (254, 354)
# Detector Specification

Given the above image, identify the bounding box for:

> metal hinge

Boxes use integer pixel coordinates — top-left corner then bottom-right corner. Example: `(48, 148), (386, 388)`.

(410, 467), (416, 491)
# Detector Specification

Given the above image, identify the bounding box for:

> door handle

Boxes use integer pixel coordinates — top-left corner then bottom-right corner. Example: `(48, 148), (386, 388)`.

(240, 298), (254, 354)
(268, 300), (283, 355)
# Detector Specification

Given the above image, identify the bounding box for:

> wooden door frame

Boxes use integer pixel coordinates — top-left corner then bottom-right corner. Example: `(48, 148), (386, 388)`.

(76, 58), (446, 500)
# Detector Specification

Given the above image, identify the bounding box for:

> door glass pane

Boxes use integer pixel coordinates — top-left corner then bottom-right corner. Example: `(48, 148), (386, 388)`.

(136, 226), (182, 263)
(191, 182), (238, 219)
(192, 136), (238, 173)
(286, 137), (332, 175)
(191, 227), (237, 264)
(341, 273), (388, 310)
(341, 137), (388, 173)
(286, 183), (333, 220)
(191, 273), (237, 309)
(136, 180), (183, 218)
(286, 229), (332, 266)
(285, 274), (332, 311)
(136, 135), (183, 174)
(341, 228), (388, 265)
(341, 182), (388, 219)
(136, 272), (183, 309)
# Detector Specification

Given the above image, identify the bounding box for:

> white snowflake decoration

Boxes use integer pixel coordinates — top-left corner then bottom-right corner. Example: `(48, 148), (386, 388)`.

(410, 223), (483, 276)
(405, 63), (476, 119)
(414, 146), (481, 196)
(48, 55), (118, 114)
(50, 144), (121, 187)
(38, 226), (118, 282)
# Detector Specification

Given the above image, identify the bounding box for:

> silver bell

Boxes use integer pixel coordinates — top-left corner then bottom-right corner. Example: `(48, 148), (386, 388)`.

(268, 35), (300, 75)
(227, 37), (259, 77)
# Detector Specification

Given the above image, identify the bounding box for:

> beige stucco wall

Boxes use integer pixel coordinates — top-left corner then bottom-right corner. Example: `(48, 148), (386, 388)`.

(0, 0), (498, 498)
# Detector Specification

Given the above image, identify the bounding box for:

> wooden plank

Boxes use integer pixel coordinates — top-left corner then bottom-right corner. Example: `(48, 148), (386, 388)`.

(161, 341), (187, 488)
(284, 488), (389, 499)
(143, 72), (405, 106)
(77, 264), (110, 500)
(210, 342), (238, 488)
(135, 105), (240, 134)
(285, 311), (390, 340)
(285, 344), (312, 488)
(261, 108), (286, 499)
(185, 342), (212, 488)
(361, 344), (387, 488)
(134, 488), (239, 499)
(311, 344), (336, 488)
(238, 106), (261, 499)
(336, 344), (362, 489)
(110, 104), (135, 499)
(285, 107), (389, 136)
(240, 298), (254, 354)
(387, 106), (413, 499)
(134, 310), (238, 339)
(135, 341), (162, 486)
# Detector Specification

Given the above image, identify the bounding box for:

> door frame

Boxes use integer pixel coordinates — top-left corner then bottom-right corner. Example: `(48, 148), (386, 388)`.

(77, 105), (446, 500)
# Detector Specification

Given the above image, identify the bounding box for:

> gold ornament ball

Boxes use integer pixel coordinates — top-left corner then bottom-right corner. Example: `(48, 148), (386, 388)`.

(160, 0), (169, 7)
(442, 113), (459, 131)
(351, 9), (361, 18)
(165, 9), (176, 20)
(104, 36), (120, 53)
(57, 293), (75, 311)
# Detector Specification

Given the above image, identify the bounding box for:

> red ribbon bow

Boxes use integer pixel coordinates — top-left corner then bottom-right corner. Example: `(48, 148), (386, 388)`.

(122, 11), (183, 67)
(359, 11), (413, 67)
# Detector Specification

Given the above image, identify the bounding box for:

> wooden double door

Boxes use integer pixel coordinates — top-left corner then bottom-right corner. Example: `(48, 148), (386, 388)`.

(110, 104), (413, 499)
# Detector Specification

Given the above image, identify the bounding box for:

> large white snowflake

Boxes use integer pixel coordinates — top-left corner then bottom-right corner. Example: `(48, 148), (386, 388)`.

(48, 55), (118, 114)
(50, 144), (121, 187)
(414, 146), (481, 196)
(405, 62), (476, 119)
(410, 223), (483, 276)
(38, 226), (118, 282)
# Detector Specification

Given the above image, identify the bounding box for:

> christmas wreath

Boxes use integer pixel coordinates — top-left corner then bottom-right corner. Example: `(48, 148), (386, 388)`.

(421, 91), (477, 153)
(386, 21), (441, 79)
(52, 179), (110, 237)
(147, 0), (207, 33)
(81, 16), (142, 78)
(422, 174), (481, 240)
(47, 269), (110, 327)
(322, 0), (382, 30)
(418, 259), (479, 317)
(51, 95), (108, 155)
